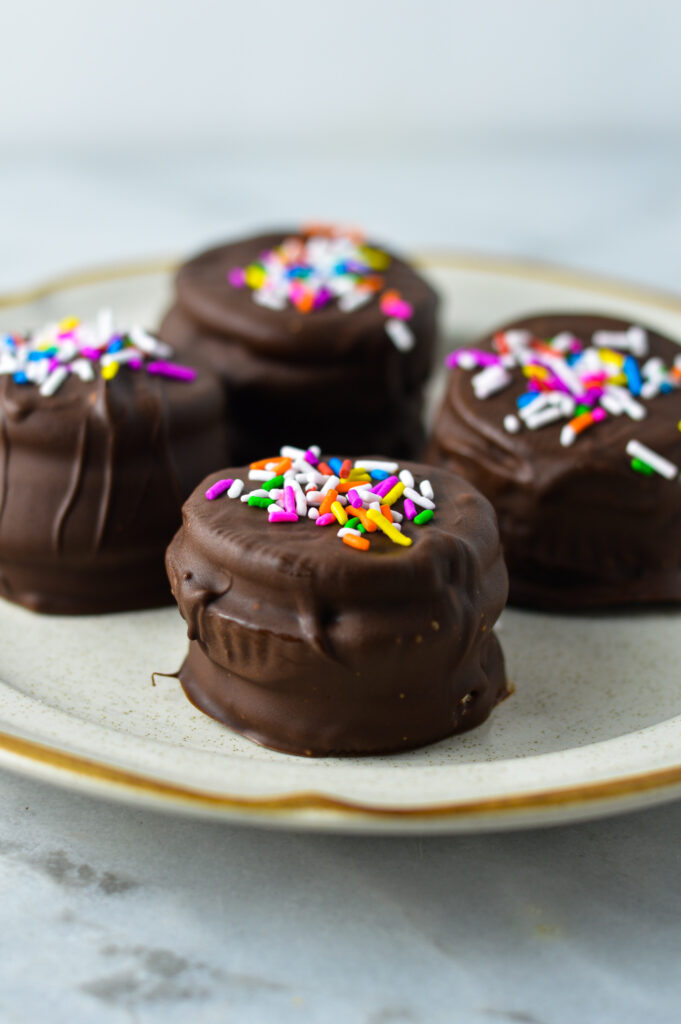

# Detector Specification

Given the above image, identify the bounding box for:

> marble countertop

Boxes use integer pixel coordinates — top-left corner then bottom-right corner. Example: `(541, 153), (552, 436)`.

(1, 141), (680, 1023)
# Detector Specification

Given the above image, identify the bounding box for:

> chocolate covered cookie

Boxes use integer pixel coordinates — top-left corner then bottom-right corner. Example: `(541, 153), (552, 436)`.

(0, 312), (227, 614)
(428, 313), (681, 609)
(166, 446), (509, 756)
(159, 226), (439, 463)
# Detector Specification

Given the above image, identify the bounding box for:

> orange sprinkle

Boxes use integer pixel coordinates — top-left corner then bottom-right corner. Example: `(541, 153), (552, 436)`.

(340, 459), (352, 478)
(336, 480), (356, 493)
(317, 461), (334, 476)
(380, 504), (393, 523)
(319, 489), (338, 516)
(347, 506), (378, 532)
(272, 457), (292, 474)
(569, 411), (595, 434)
(293, 290), (314, 313)
(343, 533), (370, 552)
(249, 455), (279, 469)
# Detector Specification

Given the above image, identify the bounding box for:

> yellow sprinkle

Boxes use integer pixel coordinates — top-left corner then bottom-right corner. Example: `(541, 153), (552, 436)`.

(58, 316), (80, 332)
(607, 373), (627, 386)
(522, 365), (549, 380)
(101, 361), (119, 380)
(348, 468), (372, 480)
(360, 246), (391, 270)
(331, 501), (347, 526)
(599, 349), (625, 367)
(367, 508), (412, 546)
(678, 420), (681, 432)
(382, 481), (405, 506)
(245, 264), (266, 289)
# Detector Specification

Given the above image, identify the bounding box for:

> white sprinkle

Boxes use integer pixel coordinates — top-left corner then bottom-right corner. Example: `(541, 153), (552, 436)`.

(500, 353), (518, 369)
(309, 445), (321, 456)
(249, 469), (276, 481)
(640, 380), (661, 401)
(57, 340), (78, 363)
(399, 469), (415, 489)
(308, 507), (319, 520)
(390, 509), (404, 523)
(504, 414), (521, 433)
(39, 366), (69, 397)
(385, 318), (415, 352)
(403, 487), (435, 510)
(130, 325), (172, 357)
(280, 445), (307, 459)
(457, 352), (478, 370)
(70, 358), (95, 382)
(525, 405), (565, 430)
(320, 475), (340, 495)
(419, 479), (434, 500)
(268, 488), (283, 500)
(518, 393), (555, 422)
(227, 479), (244, 498)
(100, 347), (141, 366)
(354, 460), (398, 472)
(0, 355), (17, 375)
(288, 479), (308, 516)
(471, 364), (511, 399)
(254, 289), (287, 311)
(599, 394), (623, 417)
(549, 331), (577, 353)
(306, 492), (325, 506)
(241, 489), (268, 502)
(626, 440), (678, 480)
(642, 357), (666, 380)
(605, 385), (647, 421)
(337, 527), (361, 538)
(338, 289), (372, 313)
(592, 326), (648, 358)
(368, 501), (382, 513)
(503, 329), (533, 351)
(560, 425), (576, 447)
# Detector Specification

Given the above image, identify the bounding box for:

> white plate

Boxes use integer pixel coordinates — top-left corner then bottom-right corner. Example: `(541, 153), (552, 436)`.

(1, 252), (680, 834)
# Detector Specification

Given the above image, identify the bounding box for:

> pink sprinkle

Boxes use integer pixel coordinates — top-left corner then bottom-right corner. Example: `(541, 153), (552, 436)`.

(592, 407), (607, 424)
(381, 297), (413, 320)
(348, 488), (362, 506)
(128, 357), (144, 371)
(228, 267), (246, 288)
(146, 361), (197, 382)
(315, 513), (336, 527)
(445, 349), (499, 370)
(48, 357), (60, 372)
(80, 347), (102, 360)
(304, 448), (319, 466)
(404, 498), (417, 520)
(284, 485), (297, 514)
(269, 509), (298, 523)
(205, 478), (233, 501)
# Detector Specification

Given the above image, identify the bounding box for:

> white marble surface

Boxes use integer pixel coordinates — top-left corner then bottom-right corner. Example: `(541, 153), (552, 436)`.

(2, 142), (681, 1022)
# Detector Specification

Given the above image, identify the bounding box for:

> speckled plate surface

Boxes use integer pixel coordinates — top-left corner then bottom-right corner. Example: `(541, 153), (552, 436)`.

(0, 252), (680, 833)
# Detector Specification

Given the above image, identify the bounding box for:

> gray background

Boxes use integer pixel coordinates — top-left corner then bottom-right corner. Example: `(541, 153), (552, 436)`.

(2, 2), (681, 1021)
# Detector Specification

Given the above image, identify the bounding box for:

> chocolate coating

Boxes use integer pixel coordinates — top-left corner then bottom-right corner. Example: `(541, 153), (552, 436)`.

(166, 460), (509, 757)
(159, 232), (439, 463)
(427, 313), (681, 609)
(0, 366), (228, 614)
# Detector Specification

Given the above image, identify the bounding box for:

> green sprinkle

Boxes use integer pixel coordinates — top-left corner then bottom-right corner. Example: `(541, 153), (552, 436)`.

(262, 474), (285, 491)
(248, 495), (276, 508)
(631, 458), (654, 476)
(346, 517), (360, 530)
(574, 404), (590, 416)
(414, 509), (434, 525)
(358, 523), (367, 534)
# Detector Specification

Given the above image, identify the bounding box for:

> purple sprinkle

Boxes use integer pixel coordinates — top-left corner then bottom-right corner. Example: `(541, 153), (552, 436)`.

(269, 509), (298, 523)
(371, 475), (398, 498)
(48, 357), (60, 372)
(313, 287), (333, 309)
(227, 267), (246, 288)
(284, 485), (297, 514)
(582, 387), (604, 405)
(304, 449), (319, 466)
(348, 488), (362, 506)
(315, 512), (336, 527)
(146, 361), (197, 382)
(128, 357), (144, 371)
(205, 478), (233, 501)
(404, 498), (418, 520)
(80, 347), (102, 360)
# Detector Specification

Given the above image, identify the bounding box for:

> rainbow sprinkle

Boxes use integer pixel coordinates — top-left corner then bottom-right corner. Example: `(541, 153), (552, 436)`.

(206, 445), (437, 552)
(446, 326), (681, 479)
(227, 225), (416, 352)
(0, 311), (197, 397)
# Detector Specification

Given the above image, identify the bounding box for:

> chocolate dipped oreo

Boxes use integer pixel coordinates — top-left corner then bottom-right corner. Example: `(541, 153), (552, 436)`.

(428, 313), (681, 609)
(166, 447), (509, 757)
(159, 226), (439, 464)
(0, 312), (228, 614)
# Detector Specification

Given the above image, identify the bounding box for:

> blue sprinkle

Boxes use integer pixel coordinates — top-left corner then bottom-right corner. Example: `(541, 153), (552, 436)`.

(107, 338), (124, 353)
(517, 392), (539, 409)
(566, 352), (580, 366)
(28, 351), (45, 361)
(13, 371), (28, 384)
(660, 381), (674, 394)
(370, 469), (390, 481)
(624, 355), (642, 396)
(328, 457), (343, 475)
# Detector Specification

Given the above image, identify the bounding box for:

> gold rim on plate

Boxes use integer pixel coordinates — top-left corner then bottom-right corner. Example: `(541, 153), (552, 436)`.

(1, 251), (680, 825)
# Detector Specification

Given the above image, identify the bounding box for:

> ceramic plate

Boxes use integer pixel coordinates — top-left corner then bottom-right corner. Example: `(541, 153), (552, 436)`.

(0, 252), (680, 834)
